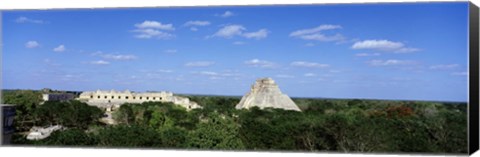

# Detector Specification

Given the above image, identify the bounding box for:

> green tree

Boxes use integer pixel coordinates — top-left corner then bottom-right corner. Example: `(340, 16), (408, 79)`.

(95, 124), (162, 147)
(113, 104), (134, 125)
(158, 126), (188, 148)
(238, 107), (301, 150)
(34, 100), (103, 129)
(34, 129), (96, 146)
(187, 112), (244, 150)
(2, 90), (43, 131)
(423, 109), (467, 153)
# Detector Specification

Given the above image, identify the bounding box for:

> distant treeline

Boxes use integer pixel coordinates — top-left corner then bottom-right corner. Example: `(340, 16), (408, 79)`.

(2, 90), (468, 154)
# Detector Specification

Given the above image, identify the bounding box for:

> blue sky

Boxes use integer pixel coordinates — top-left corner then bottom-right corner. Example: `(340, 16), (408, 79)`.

(2, 2), (470, 102)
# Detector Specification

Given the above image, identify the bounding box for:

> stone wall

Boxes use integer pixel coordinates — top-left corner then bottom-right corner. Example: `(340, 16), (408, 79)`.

(77, 90), (201, 110)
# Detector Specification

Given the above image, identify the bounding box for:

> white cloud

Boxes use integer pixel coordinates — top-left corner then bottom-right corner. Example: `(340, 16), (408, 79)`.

(290, 61), (329, 68)
(129, 75), (140, 80)
(132, 28), (175, 39)
(355, 53), (381, 57)
(53, 45), (66, 52)
(366, 59), (416, 66)
(242, 29), (269, 39)
(134, 20), (174, 30)
(92, 51), (138, 61)
(451, 72), (468, 76)
(133, 20), (175, 39)
(297, 33), (344, 42)
(221, 72), (242, 77)
(192, 70), (242, 80)
(209, 25), (269, 39)
(211, 25), (245, 38)
(429, 64), (459, 70)
(63, 74), (75, 78)
(290, 25), (345, 42)
(352, 40), (420, 53)
(185, 61), (215, 67)
(275, 74), (295, 78)
(184, 20), (211, 26)
(209, 76), (224, 80)
(90, 60), (110, 65)
(15, 17), (29, 23)
(396, 47), (421, 53)
(290, 25), (342, 36)
(102, 54), (137, 60)
(352, 40), (403, 50)
(15, 17), (45, 24)
(196, 71), (218, 76)
(25, 41), (39, 48)
(140, 69), (175, 79)
(304, 73), (316, 77)
(184, 21), (210, 31)
(244, 59), (277, 68)
(216, 11), (234, 18)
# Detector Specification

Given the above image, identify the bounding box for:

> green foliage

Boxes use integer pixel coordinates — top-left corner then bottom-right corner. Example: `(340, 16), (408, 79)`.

(239, 107), (323, 151)
(187, 112), (245, 150)
(422, 109), (468, 153)
(11, 133), (33, 145)
(34, 129), (96, 146)
(293, 113), (335, 151)
(2, 90), (43, 131)
(7, 91), (468, 154)
(34, 100), (103, 129)
(113, 101), (195, 130)
(322, 111), (397, 152)
(94, 124), (162, 147)
(186, 95), (239, 114)
(113, 104), (135, 125)
(158, 126), (188, 148)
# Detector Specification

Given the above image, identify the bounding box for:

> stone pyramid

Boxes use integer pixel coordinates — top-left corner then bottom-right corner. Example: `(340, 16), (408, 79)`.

(236, 77), (301, 111)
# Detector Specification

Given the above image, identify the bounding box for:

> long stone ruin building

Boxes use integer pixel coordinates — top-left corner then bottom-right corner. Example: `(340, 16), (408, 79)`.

(77, 90), (201, 110)
(236, 77), (301, 111)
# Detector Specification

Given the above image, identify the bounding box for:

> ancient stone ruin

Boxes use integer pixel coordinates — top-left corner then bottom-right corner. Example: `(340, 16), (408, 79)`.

(77, 90), (201, 111)
(236, 77), (301, 111)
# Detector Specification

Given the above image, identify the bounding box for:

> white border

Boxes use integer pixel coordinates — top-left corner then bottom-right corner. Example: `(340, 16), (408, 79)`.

(0, 0), (478, 157)
(0, 147), (467, 157)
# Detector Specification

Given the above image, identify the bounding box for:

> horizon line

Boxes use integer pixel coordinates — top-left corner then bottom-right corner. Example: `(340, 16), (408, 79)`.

(1, 88), (468, 103)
